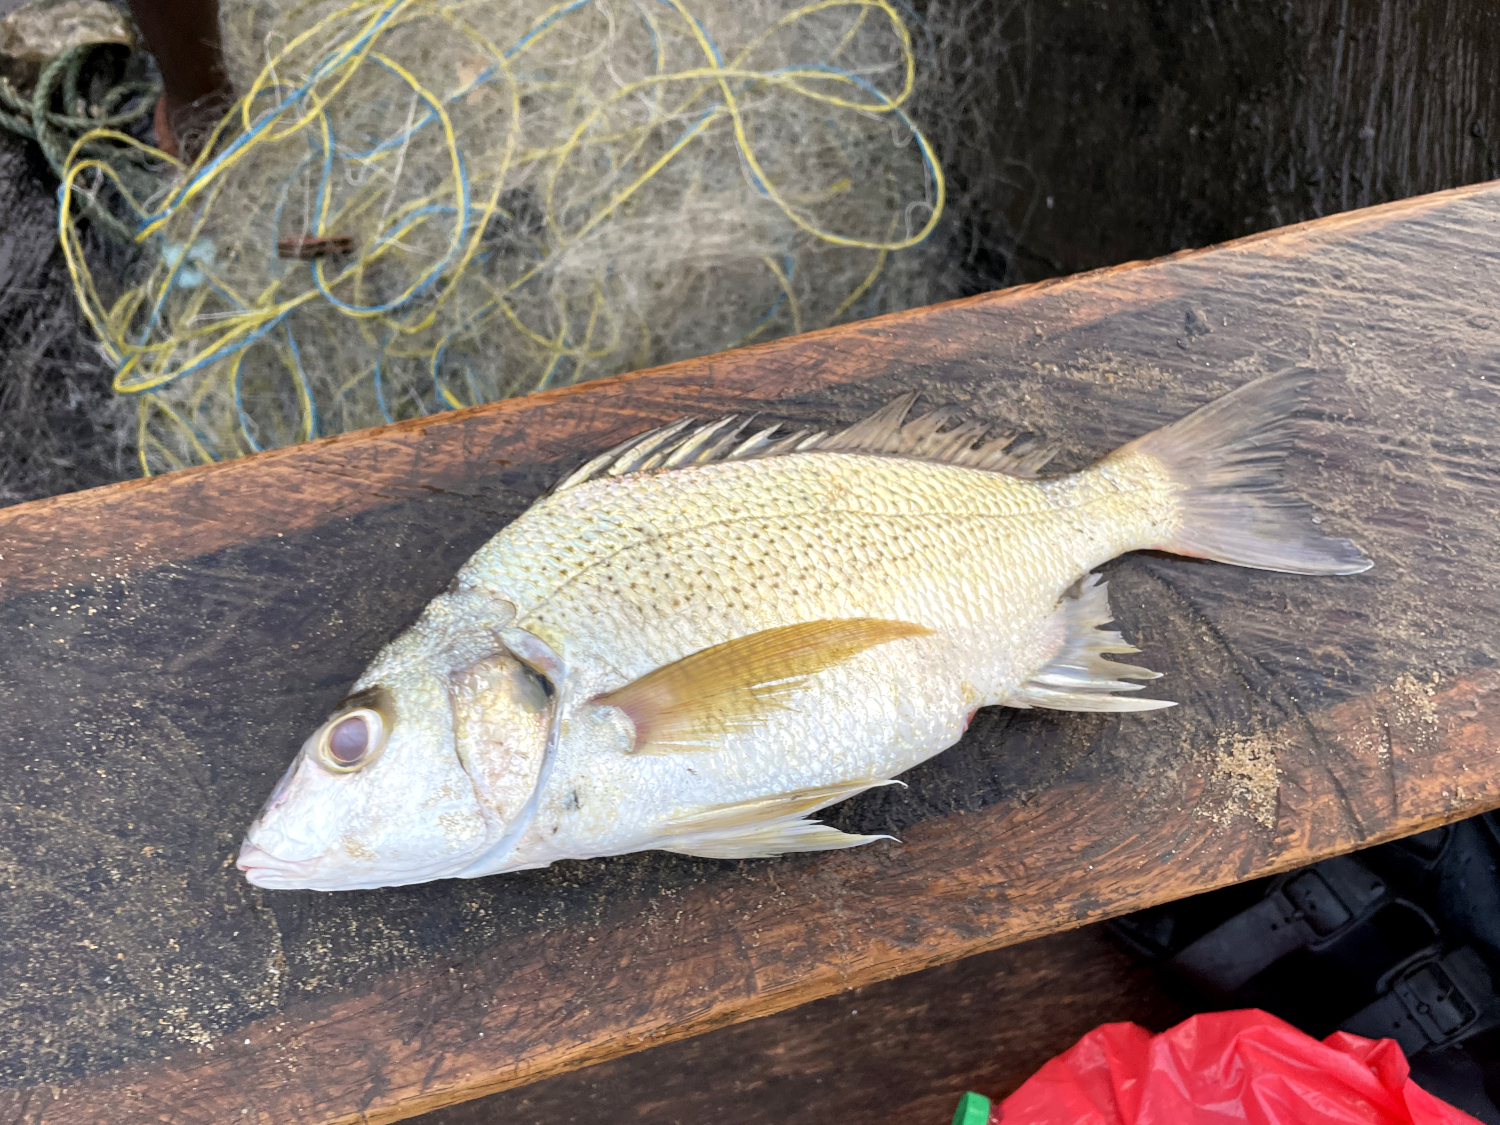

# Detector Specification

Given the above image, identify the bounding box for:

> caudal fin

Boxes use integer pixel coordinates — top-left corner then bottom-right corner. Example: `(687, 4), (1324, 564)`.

(1113, 368), (1371, 575)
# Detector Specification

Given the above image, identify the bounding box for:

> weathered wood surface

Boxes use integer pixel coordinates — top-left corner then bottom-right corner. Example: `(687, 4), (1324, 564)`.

(423, 922), (1186, 1125)
(4, 181), (1500, 1124)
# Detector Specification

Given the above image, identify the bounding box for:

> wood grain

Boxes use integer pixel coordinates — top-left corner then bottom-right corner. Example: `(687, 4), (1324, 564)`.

(422, 922), (1187, 1125)
(4, 180), (1500, 1124)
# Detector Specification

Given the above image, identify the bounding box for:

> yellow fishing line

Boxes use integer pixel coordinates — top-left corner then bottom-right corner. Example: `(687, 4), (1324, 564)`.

(62, 0), (947, 475)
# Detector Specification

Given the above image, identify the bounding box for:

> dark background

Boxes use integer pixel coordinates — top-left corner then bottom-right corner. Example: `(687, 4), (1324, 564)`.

(918, 0), (1500, 288)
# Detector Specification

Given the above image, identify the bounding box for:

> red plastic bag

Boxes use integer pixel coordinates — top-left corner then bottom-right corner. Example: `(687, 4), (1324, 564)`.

(991, 1009), (1482, 1125)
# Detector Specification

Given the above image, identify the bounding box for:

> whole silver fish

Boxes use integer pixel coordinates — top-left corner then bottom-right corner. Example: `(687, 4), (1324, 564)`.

(239, 370), (1369, 890)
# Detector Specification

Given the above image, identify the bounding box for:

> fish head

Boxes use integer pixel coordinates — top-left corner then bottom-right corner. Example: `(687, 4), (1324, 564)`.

(238, 592), (554, 891)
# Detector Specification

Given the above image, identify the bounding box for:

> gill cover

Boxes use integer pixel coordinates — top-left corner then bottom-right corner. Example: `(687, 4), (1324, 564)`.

(449, 625), (570, 878)
(449, 641), (555, 839)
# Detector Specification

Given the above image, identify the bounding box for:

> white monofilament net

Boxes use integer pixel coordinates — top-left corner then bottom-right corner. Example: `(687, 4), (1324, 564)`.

(60, 0), (946, 475)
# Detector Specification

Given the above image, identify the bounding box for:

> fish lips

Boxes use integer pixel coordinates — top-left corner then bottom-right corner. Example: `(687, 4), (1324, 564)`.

(236, 841), (322, 888)
(235, 840), (493, 891)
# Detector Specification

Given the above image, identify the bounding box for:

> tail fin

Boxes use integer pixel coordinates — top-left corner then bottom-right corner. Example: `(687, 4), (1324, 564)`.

(1113, 368), (1371, 575)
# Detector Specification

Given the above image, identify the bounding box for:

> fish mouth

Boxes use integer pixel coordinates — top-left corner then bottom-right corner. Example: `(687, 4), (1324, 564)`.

(237, 842), (320, 889)
(236, 840), (487, 891)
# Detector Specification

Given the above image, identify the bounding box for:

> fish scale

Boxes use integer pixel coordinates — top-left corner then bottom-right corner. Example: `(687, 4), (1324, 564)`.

(238, 372), (1372, 890)
(475, 460), (1123, 864)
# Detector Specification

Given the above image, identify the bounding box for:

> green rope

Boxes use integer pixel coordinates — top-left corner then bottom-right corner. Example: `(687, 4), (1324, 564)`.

(0, 42), (160, 240)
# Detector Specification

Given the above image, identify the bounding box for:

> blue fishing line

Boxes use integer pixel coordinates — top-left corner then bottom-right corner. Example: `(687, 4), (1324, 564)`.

(340, 0), (610, 163)
(336, 56), (496, 160)
(309, 57), (470, 317)
(309, 201), (463, 317)
(166, 368), (225, 461)
(428, 296), (504, 406)
(311, 108), (337, 240)
(429, 333), (453, 408)
(891, 0), (935, 65)
(347, 0), (721, 173)
(230, 349), (264, 453)
(131, 252), (267, 399)
(632, 0), (665, 110)
(769, 62), (940, 204)
(169, 303), (294, 385)
(504, 0), (595, 59)
(534, 351), (563, 391)
(330, 0), (601, 165)
(283, 323), (320, 439)
(370, 335), (396, 423)
(460, 353), (484, 406)
(657, 0), (724, 66)
(742, 250), (796, 339)
(140, 0), (409, 230)
(268, 145), (321, 260)
(137, 209), (213, 342)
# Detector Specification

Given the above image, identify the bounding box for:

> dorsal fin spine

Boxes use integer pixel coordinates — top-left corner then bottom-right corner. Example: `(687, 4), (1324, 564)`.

(551, 396), (1058, 494)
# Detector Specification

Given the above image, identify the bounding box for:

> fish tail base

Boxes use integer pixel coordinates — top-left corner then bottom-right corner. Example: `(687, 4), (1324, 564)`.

(1110, 368), (1371, 576)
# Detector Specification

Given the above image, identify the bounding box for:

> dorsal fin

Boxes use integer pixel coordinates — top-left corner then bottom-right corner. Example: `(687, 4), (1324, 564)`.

(550, 396), (1059, 493)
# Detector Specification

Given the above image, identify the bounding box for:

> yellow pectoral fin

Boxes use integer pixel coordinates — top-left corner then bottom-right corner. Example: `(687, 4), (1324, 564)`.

(595, 618), (934, 754)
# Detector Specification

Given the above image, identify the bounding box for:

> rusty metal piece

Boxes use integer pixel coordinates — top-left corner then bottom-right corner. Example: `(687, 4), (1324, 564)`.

(277, 235), (355, 260)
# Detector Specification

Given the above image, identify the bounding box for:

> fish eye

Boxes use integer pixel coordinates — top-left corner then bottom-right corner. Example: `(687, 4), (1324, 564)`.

(314, 704), (389, 773)
(329, 716), (369, 763)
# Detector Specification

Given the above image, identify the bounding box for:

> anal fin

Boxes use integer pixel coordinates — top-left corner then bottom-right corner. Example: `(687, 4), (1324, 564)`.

(1007, 573), (1174, 713)
(656, 780), (899, 860)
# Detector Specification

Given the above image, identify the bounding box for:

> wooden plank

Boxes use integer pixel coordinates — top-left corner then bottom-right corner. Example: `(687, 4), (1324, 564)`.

(2, 182), (1483, 598)
(420, 922), (1187, 1125)
(3, 180), (1500, 1125)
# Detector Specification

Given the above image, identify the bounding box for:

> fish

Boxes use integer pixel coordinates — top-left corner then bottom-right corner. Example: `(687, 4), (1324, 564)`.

(237, 368), (1370, 891)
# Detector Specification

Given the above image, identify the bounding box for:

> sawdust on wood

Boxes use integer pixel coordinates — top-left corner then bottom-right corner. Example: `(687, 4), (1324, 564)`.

(1204, 731), (1282, 829)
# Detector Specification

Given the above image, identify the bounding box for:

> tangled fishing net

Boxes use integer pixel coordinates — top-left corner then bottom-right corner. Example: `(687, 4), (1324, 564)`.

(58, 0), (946, 476)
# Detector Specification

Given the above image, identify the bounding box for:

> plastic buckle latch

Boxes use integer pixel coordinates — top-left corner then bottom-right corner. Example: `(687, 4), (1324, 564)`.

(1343, 946), (1500, 1055)
(1169, 856), (1389, 995)
(1394, 958), (1479, 1041)
(1299, 854), (1391, 947)
(1282, 869), (1353, 938)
